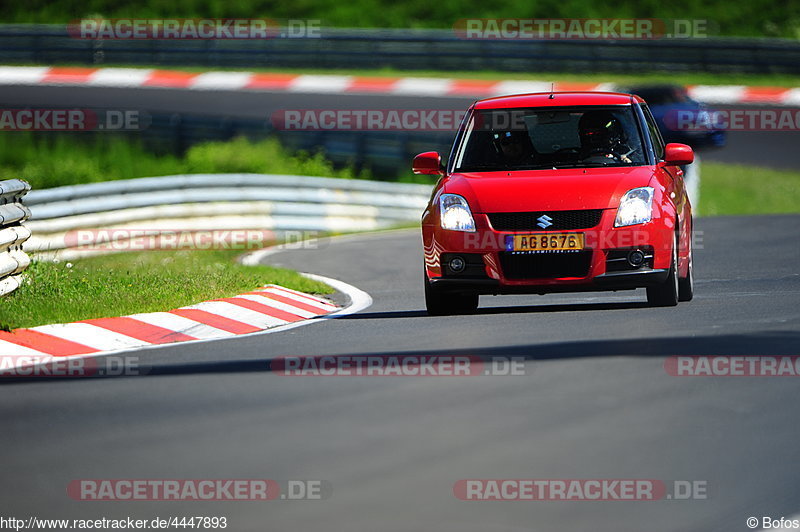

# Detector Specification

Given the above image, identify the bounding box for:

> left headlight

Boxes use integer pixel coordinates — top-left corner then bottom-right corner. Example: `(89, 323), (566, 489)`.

(439, 194), (476, 232)
(615, 187), (654, 227)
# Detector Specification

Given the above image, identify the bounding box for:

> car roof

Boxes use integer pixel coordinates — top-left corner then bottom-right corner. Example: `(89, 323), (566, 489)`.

(474, 91), (643, 109)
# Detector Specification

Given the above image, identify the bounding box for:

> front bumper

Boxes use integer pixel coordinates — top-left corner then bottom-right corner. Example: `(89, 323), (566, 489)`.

(423, 209), (674, 295)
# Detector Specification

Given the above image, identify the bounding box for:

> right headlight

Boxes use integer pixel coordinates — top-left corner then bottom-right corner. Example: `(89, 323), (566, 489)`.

(439, 194), (476, 232)
(615, 187), (654, 227)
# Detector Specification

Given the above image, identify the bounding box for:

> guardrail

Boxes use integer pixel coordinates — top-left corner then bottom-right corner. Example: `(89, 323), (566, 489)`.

(24, 174), (433, 260)
(1, 25), (798, 74)
(0, 179), (32, 296)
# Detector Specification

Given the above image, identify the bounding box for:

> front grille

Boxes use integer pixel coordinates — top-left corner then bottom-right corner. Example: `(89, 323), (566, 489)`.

(499, 251), (592, 279)
(488, 209), (604, 231)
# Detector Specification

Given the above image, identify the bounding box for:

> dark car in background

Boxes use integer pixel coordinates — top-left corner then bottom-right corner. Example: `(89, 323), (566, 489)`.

(621, 84), (726, 150)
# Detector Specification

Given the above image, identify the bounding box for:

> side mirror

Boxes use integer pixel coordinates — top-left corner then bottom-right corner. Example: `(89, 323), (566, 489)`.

(663, 143), (694, 166)
(413, 151), (444, 175)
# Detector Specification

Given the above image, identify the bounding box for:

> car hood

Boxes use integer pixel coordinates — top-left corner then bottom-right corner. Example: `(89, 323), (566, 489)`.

(444, 166), (656, 212)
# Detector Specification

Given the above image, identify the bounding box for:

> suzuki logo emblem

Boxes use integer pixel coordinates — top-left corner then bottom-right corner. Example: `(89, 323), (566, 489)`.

(537, 215), (553, 229)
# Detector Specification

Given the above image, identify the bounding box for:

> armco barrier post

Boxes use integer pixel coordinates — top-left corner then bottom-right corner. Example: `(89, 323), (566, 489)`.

(0, 179), (32, 296)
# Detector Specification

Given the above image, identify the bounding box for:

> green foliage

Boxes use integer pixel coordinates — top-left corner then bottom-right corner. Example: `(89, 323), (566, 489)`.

(700, 162), (800, 216)
(3, 0), (799, 38)
(0, 134), (365, 189)
(184, 136), (362, 178)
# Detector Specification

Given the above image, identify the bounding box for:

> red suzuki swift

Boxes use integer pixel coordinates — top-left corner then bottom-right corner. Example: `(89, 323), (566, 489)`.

(416, 91), (695, 315)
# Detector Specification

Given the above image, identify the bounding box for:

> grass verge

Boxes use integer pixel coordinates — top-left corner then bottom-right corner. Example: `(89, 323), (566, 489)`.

(0, 249), (333, 331)
(1, 135), (369, 190)
(700, 162), (800, 216)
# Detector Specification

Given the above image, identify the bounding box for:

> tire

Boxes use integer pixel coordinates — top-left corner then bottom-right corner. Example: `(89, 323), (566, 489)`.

(678, 242), (694, 302)
(424, 276), (479, 316)
(647, 235), (679, 307)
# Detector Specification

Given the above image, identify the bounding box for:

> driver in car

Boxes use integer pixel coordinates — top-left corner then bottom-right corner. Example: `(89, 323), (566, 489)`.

(493, 130), (538, 166)
(578, 111), (633, 163)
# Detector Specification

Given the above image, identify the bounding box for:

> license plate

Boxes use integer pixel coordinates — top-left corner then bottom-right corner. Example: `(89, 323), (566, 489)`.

(508, 233), (585, 252)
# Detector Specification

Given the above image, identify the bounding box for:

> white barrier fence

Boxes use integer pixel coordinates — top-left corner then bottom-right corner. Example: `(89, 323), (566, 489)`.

(0, 179), (32, 296)
(24, 174), (433, 260)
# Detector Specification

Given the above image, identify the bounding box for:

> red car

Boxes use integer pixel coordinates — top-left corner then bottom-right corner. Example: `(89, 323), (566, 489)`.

(416, 91), (695, 315)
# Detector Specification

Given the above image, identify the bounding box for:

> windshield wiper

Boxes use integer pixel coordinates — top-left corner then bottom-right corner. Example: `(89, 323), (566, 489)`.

(505, 164), (559, 171)
(458, 164), (558, 172)
(550, 161), (627, 168)
(456, 165), (506, 171)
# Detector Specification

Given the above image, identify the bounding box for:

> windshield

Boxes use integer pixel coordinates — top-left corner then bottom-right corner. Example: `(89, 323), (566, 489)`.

(453, 105), (647, 172)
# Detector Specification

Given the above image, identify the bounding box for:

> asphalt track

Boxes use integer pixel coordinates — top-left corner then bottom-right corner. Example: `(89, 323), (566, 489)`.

(0, 85), (797, 170)
(1, 215), (799, 532)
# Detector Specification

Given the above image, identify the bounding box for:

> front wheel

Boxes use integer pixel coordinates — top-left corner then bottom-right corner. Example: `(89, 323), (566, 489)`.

(424, 276), (479, 316)
(647, 235), (679, 307)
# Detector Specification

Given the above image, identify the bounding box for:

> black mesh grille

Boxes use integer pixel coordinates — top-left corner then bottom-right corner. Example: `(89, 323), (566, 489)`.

(499, 251), (592, 279)
(488, 210), (604, 231)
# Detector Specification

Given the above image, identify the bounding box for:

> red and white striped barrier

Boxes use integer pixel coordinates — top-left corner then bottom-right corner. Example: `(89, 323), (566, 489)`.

(0, 284), (338, 359)
(0, 66), (797, 105)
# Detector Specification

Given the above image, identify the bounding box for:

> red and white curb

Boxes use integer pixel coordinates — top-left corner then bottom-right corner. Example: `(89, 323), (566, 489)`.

(0, 66), (797, 105)
(0, 273), (372, 372)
